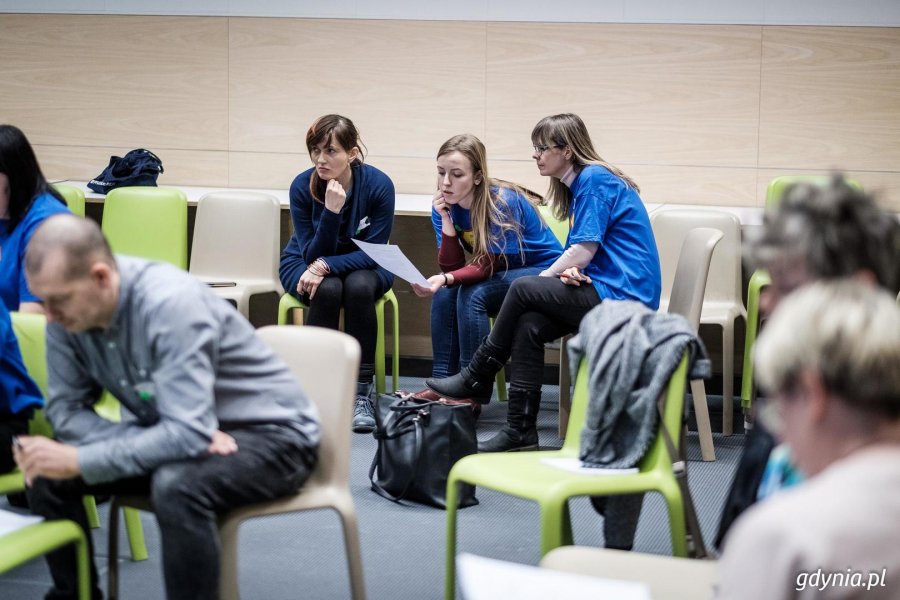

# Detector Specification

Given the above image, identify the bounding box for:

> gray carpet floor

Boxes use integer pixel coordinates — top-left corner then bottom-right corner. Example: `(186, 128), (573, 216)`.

(0, 377), (742, 599)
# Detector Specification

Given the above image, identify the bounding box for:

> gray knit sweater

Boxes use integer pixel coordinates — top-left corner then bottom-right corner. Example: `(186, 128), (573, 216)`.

(568, 300), (711, 469)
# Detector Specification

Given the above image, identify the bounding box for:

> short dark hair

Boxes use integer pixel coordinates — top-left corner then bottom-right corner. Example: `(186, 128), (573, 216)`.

(0, 124), (66, 229)
(25, 215), (115, 281)
(748, 175), (900, 295)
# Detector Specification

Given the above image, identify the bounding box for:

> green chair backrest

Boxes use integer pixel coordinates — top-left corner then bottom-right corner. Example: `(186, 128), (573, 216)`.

(765, 175), (863, 211)
(10, 311), (53, 438)
(537, 204), (569, 246)
(562, 352), (690, 466)
(101, 186), (188, 269)
(53, 183), (86, 218)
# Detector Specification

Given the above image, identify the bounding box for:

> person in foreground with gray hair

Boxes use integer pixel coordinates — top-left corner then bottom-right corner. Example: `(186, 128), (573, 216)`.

(714, 281), (900, 599)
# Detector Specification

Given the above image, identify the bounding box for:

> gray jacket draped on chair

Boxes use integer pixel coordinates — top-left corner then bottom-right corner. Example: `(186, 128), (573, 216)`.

(568, 300), (710, 469)
(567, 300), (710, 549)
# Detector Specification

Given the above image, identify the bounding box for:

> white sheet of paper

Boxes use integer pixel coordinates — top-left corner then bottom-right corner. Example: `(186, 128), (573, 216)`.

(0, 507), (44, 538)
(458, 553), (652, 600)
(540, 457), (639, 475)
(352, 239), (430, 286)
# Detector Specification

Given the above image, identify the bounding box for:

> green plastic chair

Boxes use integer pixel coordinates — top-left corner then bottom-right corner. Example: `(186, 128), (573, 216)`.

(739, 176), (862, 423)
(52, 183), (86, 218)
(101, 186), (188, 269)
(278, 288), (400, 395)
(0, 520), (91, 600)
(444, 353), (691, 600)
(9, 312), (148, 562)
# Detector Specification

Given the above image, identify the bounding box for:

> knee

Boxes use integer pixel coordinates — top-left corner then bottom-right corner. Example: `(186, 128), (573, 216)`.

(150, 463), (201, 521)
(343, 270), (379, 303)
(311, 277), (342, 305)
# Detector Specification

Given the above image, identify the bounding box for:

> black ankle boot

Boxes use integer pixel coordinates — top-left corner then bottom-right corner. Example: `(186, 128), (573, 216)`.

(478, 388), (541, 452)
(425, 339), (508, 404)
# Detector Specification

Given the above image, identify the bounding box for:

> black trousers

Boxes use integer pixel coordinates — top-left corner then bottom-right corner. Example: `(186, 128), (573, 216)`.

(298, 269), (388, 381)
(486, 276), (601, 391)
(0, 412), (29, 473)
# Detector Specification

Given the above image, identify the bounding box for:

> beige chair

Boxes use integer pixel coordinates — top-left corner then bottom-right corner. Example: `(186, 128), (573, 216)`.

(107, 327), (366, 600)
(540, 546), (716, 600)
(666, 227), (724, 462)
(189, 191), (284, 318)
(652, 209), (745, 436)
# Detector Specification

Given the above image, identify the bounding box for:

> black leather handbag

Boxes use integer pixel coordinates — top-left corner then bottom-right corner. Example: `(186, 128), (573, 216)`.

(369, 394), (478, 509)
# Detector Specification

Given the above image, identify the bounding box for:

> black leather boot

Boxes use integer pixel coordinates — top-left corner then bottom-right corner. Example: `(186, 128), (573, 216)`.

(425, 339), (508, 404)
(478, 388), (541, 452)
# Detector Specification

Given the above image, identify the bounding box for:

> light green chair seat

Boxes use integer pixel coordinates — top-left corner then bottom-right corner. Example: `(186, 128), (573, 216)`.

(9, 311), (148, 562)
(444, 354), (691, 600)
(278, 289), (400, 395)
(52, 183), (86, 218)
(101, 186), (188, 269)
(0, 520), (91, 600)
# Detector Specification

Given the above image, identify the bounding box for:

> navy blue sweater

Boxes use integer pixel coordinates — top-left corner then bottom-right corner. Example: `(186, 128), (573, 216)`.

(279, 163), (395, 294)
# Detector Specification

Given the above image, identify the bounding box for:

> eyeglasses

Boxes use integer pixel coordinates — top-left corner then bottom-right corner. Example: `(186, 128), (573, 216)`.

(533, 144), (565, 155)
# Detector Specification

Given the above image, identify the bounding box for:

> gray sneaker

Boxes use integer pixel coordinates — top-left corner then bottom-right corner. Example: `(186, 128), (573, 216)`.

(352, 396), (376, 433)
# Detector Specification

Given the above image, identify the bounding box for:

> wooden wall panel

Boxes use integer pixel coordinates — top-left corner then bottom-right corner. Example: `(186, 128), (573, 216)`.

(759, 27), (900, 172)
(484, 24), (763, 169)
(0, 15), (228, 150)
(228, 18), (487, 159)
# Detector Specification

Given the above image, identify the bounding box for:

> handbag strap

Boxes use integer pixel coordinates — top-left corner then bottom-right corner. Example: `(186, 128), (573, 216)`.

(657, 395), (713, 559)
(368, 404), (428, 503)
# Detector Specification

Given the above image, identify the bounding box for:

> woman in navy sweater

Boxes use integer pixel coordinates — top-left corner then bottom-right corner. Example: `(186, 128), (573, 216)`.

(279, 114), (395, 433)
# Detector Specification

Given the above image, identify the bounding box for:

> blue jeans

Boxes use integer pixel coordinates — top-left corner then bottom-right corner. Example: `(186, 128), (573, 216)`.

(430, 266), (542, 378)
(28, 424), (317, 600)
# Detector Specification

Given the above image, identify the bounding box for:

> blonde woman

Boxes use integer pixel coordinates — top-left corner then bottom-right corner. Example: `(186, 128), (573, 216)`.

(427, 114), (661, 452)
(411, 134), (562, 380)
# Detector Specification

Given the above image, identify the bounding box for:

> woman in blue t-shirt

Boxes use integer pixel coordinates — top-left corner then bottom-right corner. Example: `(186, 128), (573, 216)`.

(0, 125), (70, 313)
(279, 114), (395, 434)
(0, 302), (42, 474)
(411, 134), (562, 381)
(427, 113), (661, 452)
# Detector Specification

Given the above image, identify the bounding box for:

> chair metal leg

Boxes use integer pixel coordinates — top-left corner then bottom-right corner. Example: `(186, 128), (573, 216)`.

(83, 496), (100, 529)
(107, 500), (122, 600)
(538, 499), (567, 557)
(690, 379), (716, 461)
(721, 320), (735, 436)
(558, 335), (572, 438)
(741, 270), (769, 415)
(218, 516), (241, 600)
(374, 297), (387, 395)
(445, 475), (462, 600)
(124, 508), (148, 561)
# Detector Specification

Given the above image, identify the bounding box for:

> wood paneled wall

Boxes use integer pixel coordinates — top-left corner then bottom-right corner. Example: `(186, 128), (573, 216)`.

(2, 14), (899, 210)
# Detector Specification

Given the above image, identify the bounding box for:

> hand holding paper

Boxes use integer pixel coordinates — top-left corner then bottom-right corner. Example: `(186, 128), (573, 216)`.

(352, 239), (430, 286)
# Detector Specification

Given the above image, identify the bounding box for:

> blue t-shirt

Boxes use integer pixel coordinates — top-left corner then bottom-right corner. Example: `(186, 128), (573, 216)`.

(567, 165), (661, 309)
(0, 302), (42, 416)
(0, 192), (70, 311)
(431, 186), (562, 269)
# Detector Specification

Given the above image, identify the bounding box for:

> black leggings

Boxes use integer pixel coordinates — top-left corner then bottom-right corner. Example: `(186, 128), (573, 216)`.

(487, 276), (601, 391)
(299, 269), (388, 380)
(0, 412), (29, 473)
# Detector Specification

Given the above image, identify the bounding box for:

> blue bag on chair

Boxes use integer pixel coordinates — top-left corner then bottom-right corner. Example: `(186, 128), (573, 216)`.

(87, 149), (164, 194)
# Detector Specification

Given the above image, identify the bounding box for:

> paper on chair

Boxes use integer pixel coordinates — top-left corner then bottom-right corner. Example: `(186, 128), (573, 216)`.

(0, 507), (44, 538)
(458, 553), (652, 600)
(352, 239), (430, 286)
(541, 457), (639, 475)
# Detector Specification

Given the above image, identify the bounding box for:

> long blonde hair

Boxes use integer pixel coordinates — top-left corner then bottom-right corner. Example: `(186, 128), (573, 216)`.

(437, 134), (542, 266)
(531, 113), (639, 222)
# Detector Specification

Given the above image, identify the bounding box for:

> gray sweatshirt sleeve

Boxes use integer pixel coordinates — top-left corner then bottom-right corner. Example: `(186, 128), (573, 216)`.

(76, 293), (219, 484)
